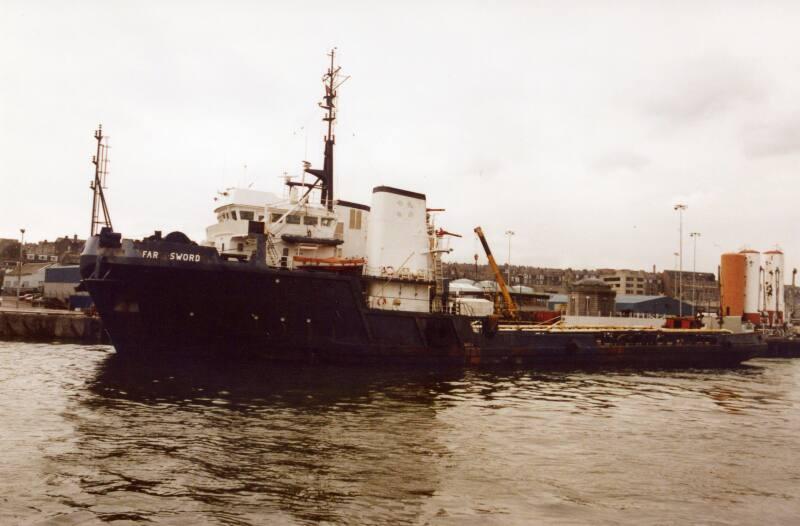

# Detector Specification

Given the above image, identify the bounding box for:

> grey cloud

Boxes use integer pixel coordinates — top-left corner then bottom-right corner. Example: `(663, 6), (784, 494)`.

(591, 152), (650, 174)
(462, 157), (507, 180)
(646, 58), (765, 124)
(743, 114), (800, 158)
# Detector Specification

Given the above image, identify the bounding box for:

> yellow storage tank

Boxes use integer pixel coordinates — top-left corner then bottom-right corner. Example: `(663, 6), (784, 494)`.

(720, 253), (746, 317)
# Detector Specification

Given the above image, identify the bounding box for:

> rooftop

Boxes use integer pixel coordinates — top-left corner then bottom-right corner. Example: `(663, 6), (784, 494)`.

(213, 187), (281, 210)
(615, 294), (666, 304)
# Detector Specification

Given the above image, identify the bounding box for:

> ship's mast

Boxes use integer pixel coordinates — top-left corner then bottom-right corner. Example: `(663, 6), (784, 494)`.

(304, 49), (348, 211)
(89, 124), (113, 236)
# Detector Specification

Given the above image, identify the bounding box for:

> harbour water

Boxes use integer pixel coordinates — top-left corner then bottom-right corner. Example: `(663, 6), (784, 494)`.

(1, 341), (799, 525)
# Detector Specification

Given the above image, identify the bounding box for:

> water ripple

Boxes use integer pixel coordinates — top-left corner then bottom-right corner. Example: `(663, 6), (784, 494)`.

(0, 342), (798, 525)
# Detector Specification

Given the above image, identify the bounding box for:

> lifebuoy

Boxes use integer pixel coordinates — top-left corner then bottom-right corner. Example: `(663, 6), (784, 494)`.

(383, 266), (394, 276)
(377, 297), (387, 306)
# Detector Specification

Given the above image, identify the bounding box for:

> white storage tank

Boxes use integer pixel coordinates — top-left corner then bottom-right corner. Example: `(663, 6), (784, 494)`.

(365, 186), (432, 312)
(739, 249), (761, 323)
(763, 249), (785, 323)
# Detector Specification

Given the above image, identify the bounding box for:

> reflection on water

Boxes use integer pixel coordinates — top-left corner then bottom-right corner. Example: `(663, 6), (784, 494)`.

(76, 353), (460, 525)
(1, 342), (799, 525)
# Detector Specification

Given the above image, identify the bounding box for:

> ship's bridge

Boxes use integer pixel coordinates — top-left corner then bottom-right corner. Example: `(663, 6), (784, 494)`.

(205, 188), (280, 254)
(204, 186), (370, 268)
(264, 201), (342, 266)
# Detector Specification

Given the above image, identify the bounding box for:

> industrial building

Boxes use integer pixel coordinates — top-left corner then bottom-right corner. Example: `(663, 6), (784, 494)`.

(662, 270), (719, 310)
(567, 278), (616, 316)
(615, 295), (695, 317)
(548, 292), (693, 318)
(598, 269), (661, 296)
(43, 265), (92, 309)
(1, 262), (54, 294)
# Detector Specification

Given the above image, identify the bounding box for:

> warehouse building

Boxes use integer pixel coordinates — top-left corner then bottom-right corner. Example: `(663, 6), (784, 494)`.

(567, 278), (616, 316)
(43, 265), (92, 309)
(615, 294), (694, 317)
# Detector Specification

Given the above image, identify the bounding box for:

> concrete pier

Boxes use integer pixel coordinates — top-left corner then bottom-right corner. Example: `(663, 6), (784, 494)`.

(0, 306), (107, 344)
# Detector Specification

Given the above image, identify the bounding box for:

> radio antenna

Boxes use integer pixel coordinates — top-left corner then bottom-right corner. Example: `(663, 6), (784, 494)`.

(304, 48), (349, 210)
(89, 124), (113, 236)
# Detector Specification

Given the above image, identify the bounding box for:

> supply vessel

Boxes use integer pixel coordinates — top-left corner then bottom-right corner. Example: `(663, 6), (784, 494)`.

(79, 51), (764, 367)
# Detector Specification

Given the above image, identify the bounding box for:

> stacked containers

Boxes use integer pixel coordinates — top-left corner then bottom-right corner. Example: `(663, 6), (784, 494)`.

(739, 249), (761, 324)
(720, 253), (746, 317)
(763, 250), (785, 324)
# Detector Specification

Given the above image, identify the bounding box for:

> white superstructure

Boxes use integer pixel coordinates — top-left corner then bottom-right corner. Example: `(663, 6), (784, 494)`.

(334, 200), (370, 259)
(365, 186), (434, 313)
(200, 52), (458, 315)
(205, 188), (280, 255)
(366, 186), (431, 279)
(204, 186), (371, 268)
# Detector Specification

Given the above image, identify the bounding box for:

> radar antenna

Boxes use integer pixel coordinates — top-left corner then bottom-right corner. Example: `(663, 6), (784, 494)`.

(89, 124), (113, 236)
(304, 48), (349, 210)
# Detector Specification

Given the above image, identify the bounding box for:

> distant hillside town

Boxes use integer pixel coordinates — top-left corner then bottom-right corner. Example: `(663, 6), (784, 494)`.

(444, 261), (798, 315)
(0, 235), (797, 321)
(0, 235), (85, 296)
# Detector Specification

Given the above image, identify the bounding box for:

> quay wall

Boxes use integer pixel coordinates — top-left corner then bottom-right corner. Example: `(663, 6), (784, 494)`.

(0, 309), (107, 344)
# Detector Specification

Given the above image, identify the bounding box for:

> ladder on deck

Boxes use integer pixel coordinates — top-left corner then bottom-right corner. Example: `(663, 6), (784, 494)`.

(265, 233), (280, 266)
(432, 251), (445, 312)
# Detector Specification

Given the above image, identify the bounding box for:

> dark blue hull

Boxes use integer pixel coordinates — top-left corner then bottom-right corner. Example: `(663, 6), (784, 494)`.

(79, 244), (764, 368)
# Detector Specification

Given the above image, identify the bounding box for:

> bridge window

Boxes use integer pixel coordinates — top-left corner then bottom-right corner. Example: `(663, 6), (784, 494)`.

(240, 211), (254, 221)
(270, 213), (283, 223)
(286, 215), (301, 224)
(303, 216), (319, 226)
(230, 211), (238, 220)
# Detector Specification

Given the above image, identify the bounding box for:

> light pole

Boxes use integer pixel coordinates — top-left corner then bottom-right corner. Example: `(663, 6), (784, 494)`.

(505, 230), (515, 285)
(17, 228), (25, 309)
(792, 269), (797, 324)
(672, 252), (679, 298)
(673, 204), (687, 316)
(690, 232), (701, 316)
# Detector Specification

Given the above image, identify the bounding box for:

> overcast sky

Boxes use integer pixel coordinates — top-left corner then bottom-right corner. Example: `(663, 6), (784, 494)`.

(2, 1), (800, 275)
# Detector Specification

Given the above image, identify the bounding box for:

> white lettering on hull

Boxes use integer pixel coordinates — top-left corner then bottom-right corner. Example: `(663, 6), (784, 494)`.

(141, 250), (201, 262)
(169, 252), (201, 262)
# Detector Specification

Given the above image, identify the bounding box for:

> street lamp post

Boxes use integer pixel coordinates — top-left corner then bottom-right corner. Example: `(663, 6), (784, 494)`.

(690, 232), (701, 316)
(792, 269), (797, 323)
(17, 228), (25, 309)
(505, 230), (515, 285)
(673, 204), (687, 316)
(672, 252), (679, 298)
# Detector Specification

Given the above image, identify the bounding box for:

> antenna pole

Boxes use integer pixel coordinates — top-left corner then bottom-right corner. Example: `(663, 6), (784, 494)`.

(304, 48), (347, 211)
(90, 124), (113, 236)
